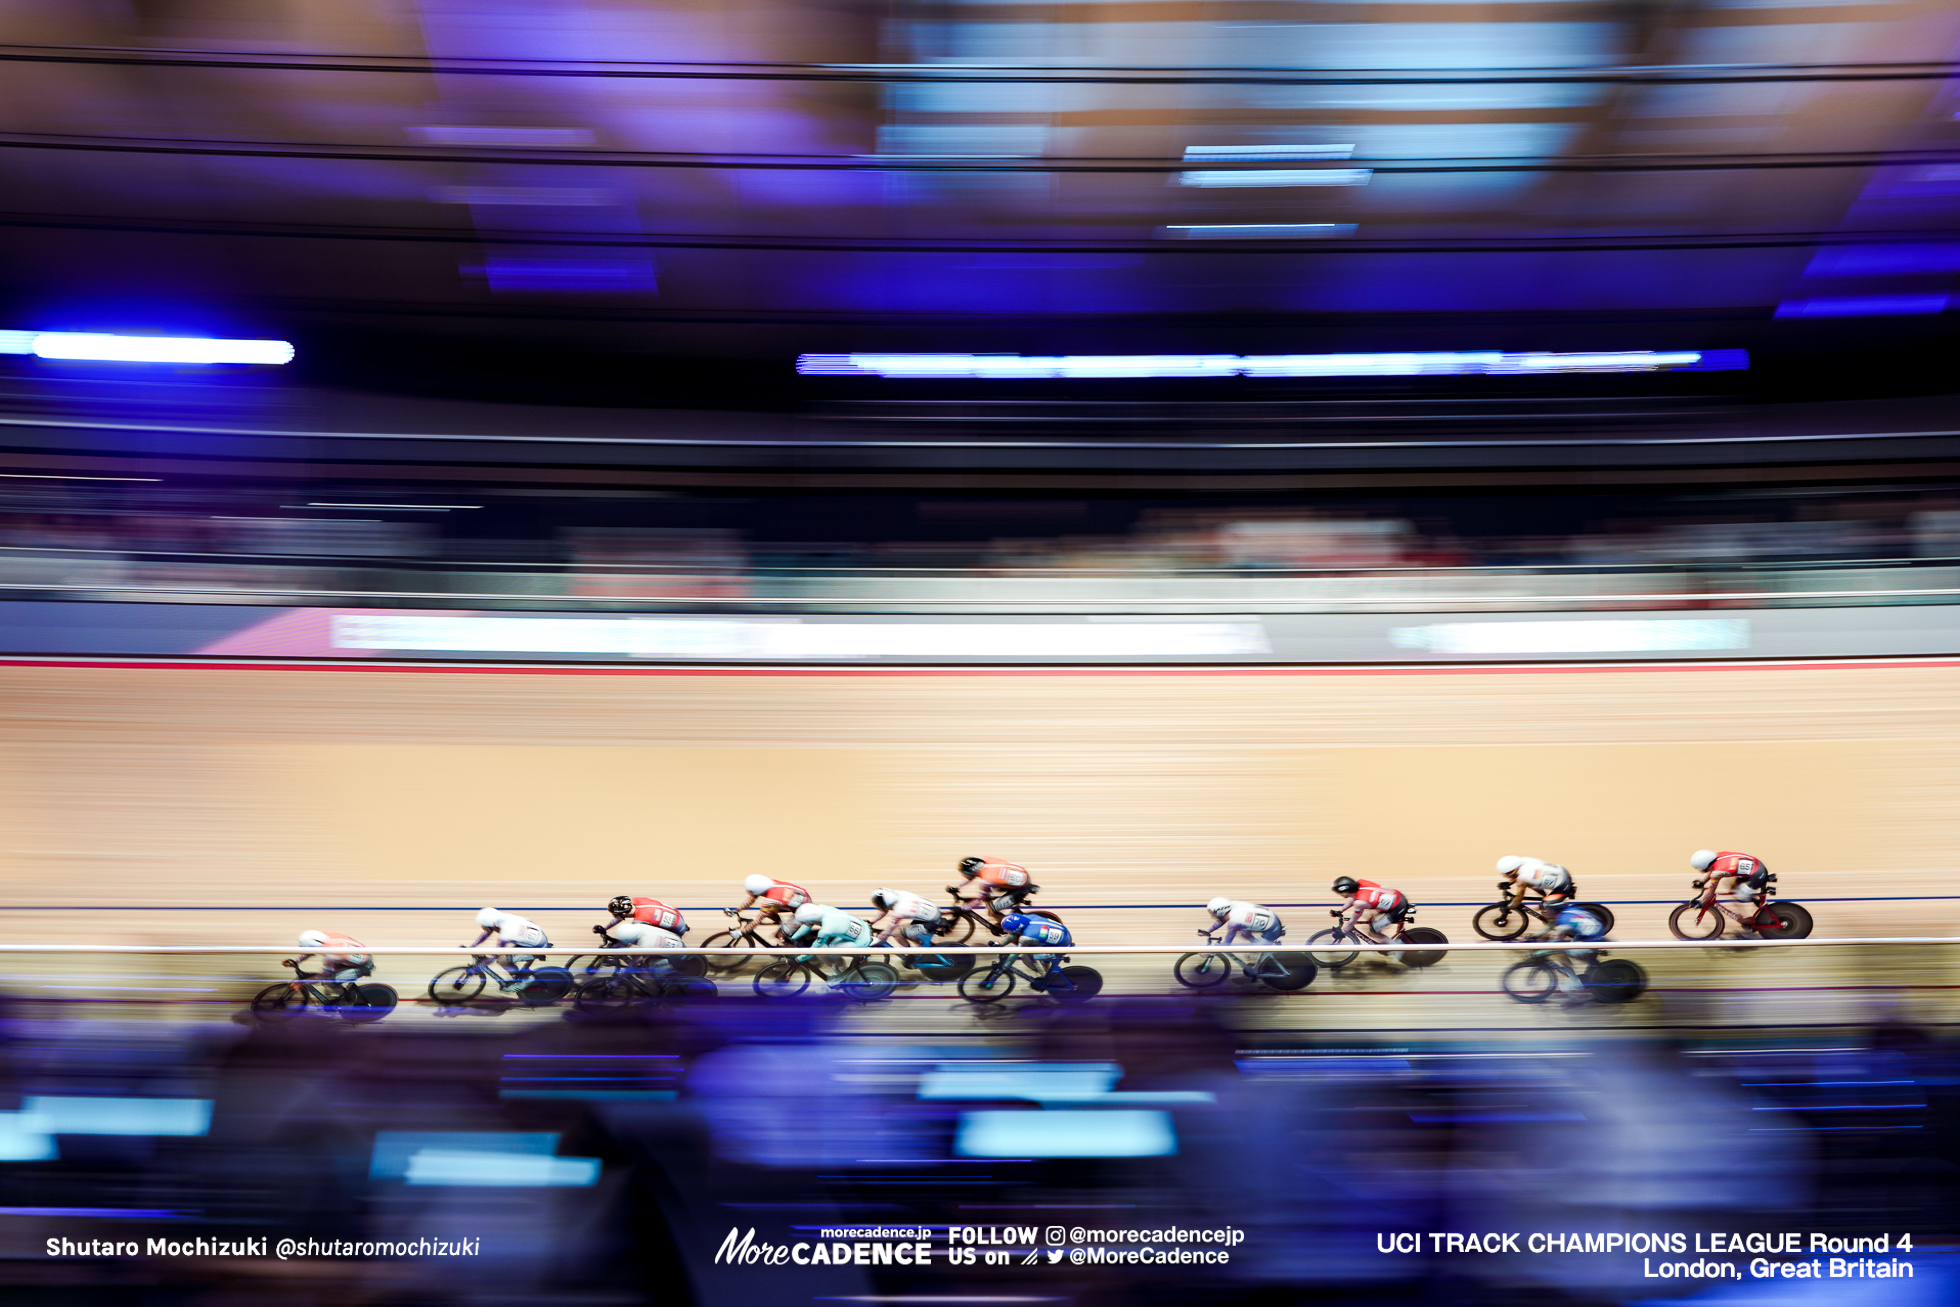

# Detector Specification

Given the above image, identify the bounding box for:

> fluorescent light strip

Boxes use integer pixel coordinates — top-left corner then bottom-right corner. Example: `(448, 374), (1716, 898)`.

(0, 331), (293, 365)
(299, 503), (483, 510)
(1182, 144), (1355, 161)
(1178, 168), (1371, 187)
(1164, 223), (1356, 239)
(796, 350), (1745, 379)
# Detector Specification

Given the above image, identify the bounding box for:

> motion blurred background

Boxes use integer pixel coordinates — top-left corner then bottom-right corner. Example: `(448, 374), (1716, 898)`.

(0, 0), (1957, 1303)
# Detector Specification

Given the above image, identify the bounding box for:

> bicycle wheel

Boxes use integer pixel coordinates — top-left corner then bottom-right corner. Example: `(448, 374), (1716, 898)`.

(428, 966), (487, 1006)
(1049, 965), (1104, 1004)
(1256, 954), (1316, 992)
(935, 910), (979, 946)
(754, 960), (814, 998)
(1574, 902), (1616, 934)
(573, 973), (631, 1010)
(337, 983), (398, 1023)
(1500, 959), (1562, 1004)
(838, 961), (900, 1003)
(1588, 958), (1647, 1004)
(1173, 952), (1235, 989)
(1472, 903), (1532, 941)
(1668, 901), (1726, 941)
(513, 966), (573, 1006)
(1754, 902), (1812, 939)
(697, 930), (764, 976)
(1395, 927), (1449, 969)
(958, 964), (1017, 1003)
(1306, 929), (1359, 969)
(251, 982), (308, 1021)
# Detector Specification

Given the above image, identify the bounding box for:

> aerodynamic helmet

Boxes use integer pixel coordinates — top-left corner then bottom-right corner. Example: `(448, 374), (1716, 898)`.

(1496, 855), (1527, 876)
(607, 895), (635, 919)
(958, 856), (987, 875)
(475, 907), (502, 930)
(794, 903), (827, 925)
(743, 874), (773, 895)
(297, 930), (328, 948)
(1331, 877), (1359, 895)
(999, 912), (1032, 935)
(1205, 896), (1233, 918)
(1689, 849), (1719, 872)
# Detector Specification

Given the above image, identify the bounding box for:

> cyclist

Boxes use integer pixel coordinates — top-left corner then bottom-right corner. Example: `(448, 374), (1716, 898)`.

(737, 874), (811, 941)
(1332, 876), (1410, 943)
(867, 887), (944, 947)
(1496, 855), (1575, 915)
(293, 930), (371, 982)
(1690, 849), (1771, 908)
(953, 856), (1037, 923)
(597, 896), (687, 952)
(1534, 901), (1610, 1003)
(787, 902), (874, 964)
(464, 907), (553, 979)
(998, 910), (1072, 975)
(1203, 897), (1285, 947)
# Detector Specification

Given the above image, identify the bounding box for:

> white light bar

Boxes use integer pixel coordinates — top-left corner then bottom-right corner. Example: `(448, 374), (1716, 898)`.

(0, 332), (293, 365)
(1389, 618), (1749, 656)
(1164, 223), (1357, 239)
(796, 350), (1744, 379)
(1178, 168), (1371, 187)
(1183, 144), (1355, 161)
(332, 615), (1270, 660)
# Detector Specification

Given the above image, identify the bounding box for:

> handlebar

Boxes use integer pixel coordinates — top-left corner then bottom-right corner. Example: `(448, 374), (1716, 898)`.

(281, 958), (296, 968)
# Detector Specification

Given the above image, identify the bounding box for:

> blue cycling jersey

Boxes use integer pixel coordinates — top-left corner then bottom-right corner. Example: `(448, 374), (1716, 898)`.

(1010, 918), (1071, 948)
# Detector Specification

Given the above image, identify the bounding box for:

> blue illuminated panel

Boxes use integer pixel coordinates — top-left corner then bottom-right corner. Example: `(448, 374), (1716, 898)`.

(797, 350), (1747, 379)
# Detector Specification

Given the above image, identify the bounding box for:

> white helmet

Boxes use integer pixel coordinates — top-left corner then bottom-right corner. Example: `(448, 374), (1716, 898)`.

(794, 902), (827, 925)
(297, 930), (328, 948)
(1206, 896), (1233, 917)
(475, 907), (502, 930)
(1689, 849), (1719, 872)
(1496, 856), (1526, 875)
(743, 874), (773, 895)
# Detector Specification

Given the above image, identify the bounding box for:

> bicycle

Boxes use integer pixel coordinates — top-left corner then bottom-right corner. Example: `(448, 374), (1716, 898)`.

(1500, 950), (1648, 1005)
(955, 944), (1103, 1005)
(1473, 885), (1617, 941)
(1173, 928), (1316, 992)
(1668, 871), (1812, 941)
(252, 960), (398, 1024)
(1306, 909), (1450, 969)
(428, 952), (575, 1007)
(695, 908), (793, 975)
(752, 955), (903, 1002)
(932, 886), (1065, 946)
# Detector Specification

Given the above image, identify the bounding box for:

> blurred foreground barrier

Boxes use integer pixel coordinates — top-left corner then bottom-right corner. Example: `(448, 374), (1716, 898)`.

(0, 938), (1944, 955)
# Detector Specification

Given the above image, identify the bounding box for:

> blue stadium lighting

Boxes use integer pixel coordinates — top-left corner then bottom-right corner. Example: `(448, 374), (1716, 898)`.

(796, 350), (1746, 379)
(0, 331), (294, 365)
(1178, 168), (1371, 187)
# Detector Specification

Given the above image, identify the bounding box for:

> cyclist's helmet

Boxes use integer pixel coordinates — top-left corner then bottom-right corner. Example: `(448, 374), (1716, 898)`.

(1689, 849), (1719, 872)
(1205, 896), (1233, 918)
(297, 930), (328, 948)
(998, 911), (1031, 935)
(1496, 855), (1527, 875)
(793, 902), (827, 925)
(870, 888), (901, 909)
(1332, 877), (1359, 895)
(743, 874), (773, 896)
(607, 895), (635, 919)
(958, 856), (987, 876)
(475, 907), (502, 930)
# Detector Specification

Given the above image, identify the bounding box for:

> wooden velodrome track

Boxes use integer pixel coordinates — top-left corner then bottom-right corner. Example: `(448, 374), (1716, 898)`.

(0, 656), (1953, 957)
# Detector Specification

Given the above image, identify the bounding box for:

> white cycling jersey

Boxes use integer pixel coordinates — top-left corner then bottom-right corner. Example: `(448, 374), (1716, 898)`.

(1514, 859), (1572, 893)
(883, 892), (941, 923)
(1222, 901), (1283, 939)
(492, 914), (549, 949)
(608, 920), (684, 950)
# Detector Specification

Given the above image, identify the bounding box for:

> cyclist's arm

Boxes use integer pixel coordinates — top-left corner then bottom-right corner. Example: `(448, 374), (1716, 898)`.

(1217, 923), (1245, 947)
(1506, 880), (1528, 909)
(466, 929), (494, 948)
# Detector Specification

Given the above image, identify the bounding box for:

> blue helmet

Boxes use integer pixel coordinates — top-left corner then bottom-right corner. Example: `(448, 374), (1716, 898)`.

(999, 912), (1032, 935)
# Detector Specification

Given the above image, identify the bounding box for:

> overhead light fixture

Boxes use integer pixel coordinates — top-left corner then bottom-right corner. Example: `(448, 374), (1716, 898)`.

(1183, 145), (1356, 161)
(1163, 223), (1357, 239)
(0, 332), (293, 365)
(796, 350), (1746, 379)
(1177, 168), (1371, 187)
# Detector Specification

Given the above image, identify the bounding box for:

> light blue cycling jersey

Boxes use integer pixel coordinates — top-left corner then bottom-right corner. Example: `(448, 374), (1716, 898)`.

(793, 907), (874, 959)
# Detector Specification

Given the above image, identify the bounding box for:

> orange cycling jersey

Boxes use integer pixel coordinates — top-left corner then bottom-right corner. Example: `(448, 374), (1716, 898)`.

(968, 859), (1031, 890)
(754, 880), (810, 910)
(630, 899), (686, 933)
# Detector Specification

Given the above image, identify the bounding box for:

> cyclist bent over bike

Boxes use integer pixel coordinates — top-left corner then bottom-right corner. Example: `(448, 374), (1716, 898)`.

(465, 908), (553, 983)
(788, 902), (874, 961)
(1332, 877), (1409, 942)
(867, 887), (943, 947)
(1204, 897), (1284, 946)
(998, 910), (1071, 967)
(737, 875), (811, 941)
(1690, 849), (1772, 908)
(953, 856), (1036, 924)
(598, 896), (687, 952)
(1497, 855), (1575, 913)
(1536, 901), (1610, 1003)
(294, 930), (371, 982)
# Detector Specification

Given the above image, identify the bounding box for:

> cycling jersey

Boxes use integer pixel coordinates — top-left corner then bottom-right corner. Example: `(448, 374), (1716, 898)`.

(1222, 901), (1284, 941)
(609, 920), (684, 950)
(301, 933), (370, 981)
(751, 880), (810, 911)
(967, 859), (1032, 891)
(883, 892), (941, 924)
(1513, 859), (1572, 894)
(1707, 852), (1769, 887)
(1548, 905), (1607, 940)
(629, 899), (688, 935)
(491, 914), (550, 949)
(1008, 917), (1071, 948)
(794, 908), (874, 957)
(1351, 882), (1405, 914)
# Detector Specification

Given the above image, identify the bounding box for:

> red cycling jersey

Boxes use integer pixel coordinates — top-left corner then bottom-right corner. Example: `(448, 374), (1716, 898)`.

(753, 880), (810, 910)
(1707, 852), (1766, 879)
(630, 899), (686, 933)
(968, 859), (1032, 890)
(1351, 881), (1405, 911)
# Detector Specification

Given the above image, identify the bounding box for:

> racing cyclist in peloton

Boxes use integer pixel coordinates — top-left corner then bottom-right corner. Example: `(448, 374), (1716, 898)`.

(787, 902), (875, 962)
(1204, 897), (1285, 947)
(464, 908), (553, 988)
(1690, 849), (1773, 918)
(997, 910), (1073, 986)
(292, 929), (371, 982)
(1332, 876), (1411, 943)
(953, 856), (1037, 925)
(736, 874), (811, 943)
(1497, 855), (1576, 917)
(1534, 900), (1611, 1004)
(595, 895), (688, 952)
(867, 887), (944, 948)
